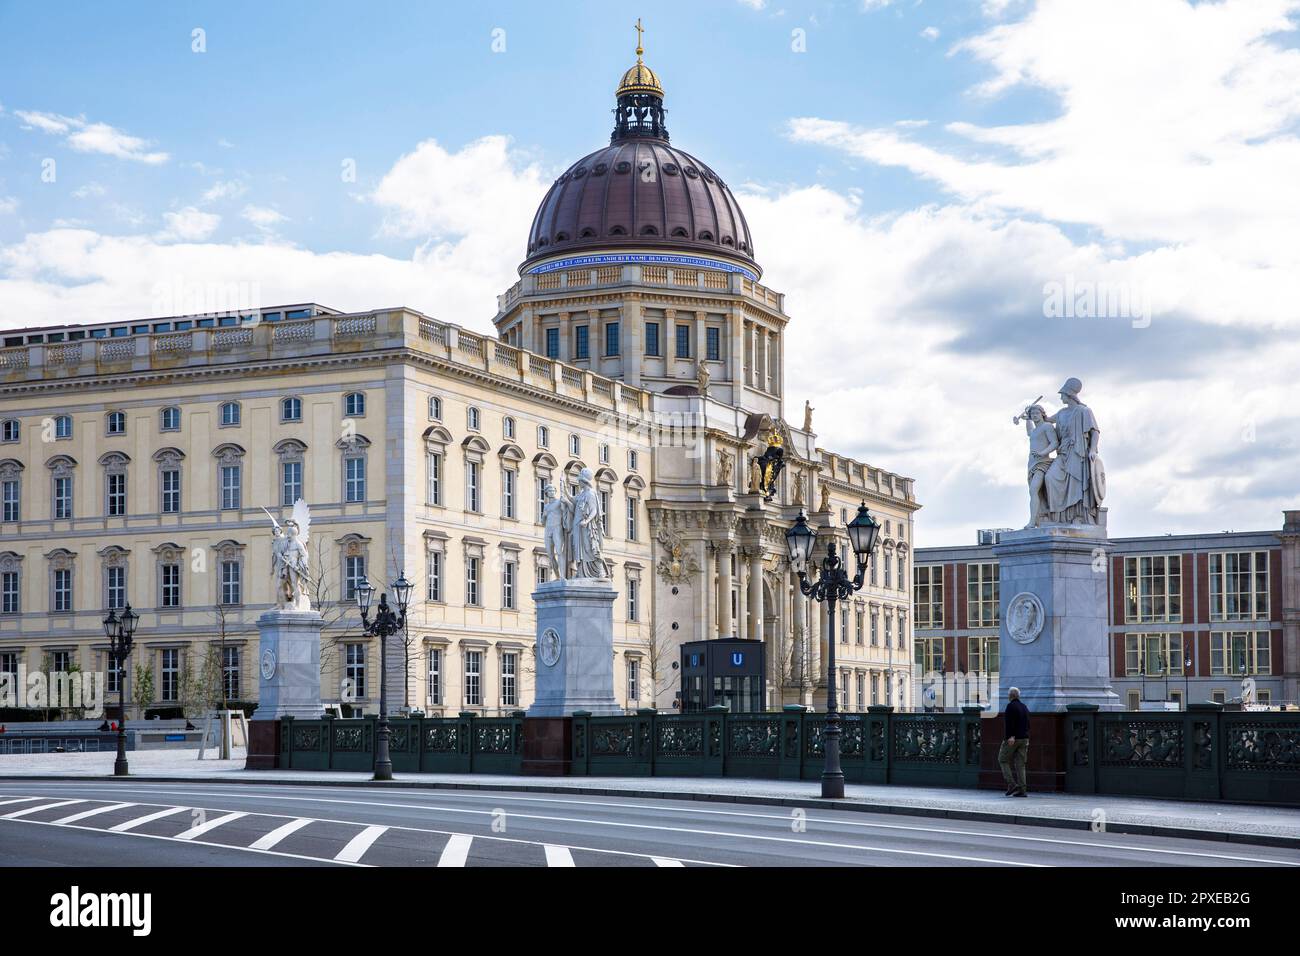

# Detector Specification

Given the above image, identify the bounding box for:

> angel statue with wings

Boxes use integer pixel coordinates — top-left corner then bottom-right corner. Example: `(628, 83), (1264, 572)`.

(264, 499), (312, 611)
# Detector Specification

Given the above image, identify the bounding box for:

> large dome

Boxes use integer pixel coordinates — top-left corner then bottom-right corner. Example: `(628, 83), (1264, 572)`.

(523, 141), (756, 272)
(521, 27), (757, 276)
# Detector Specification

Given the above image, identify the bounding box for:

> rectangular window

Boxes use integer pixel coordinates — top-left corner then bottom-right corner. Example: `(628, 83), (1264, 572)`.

(344, 555), (366, 602)
(0, 571), (18, 613)
(604, 321), (620, 356)
(345, 644), (367, 700)
(502, 469), (516, 519)
(105, 653), (121, 695)
(626, 497), (637, 540)
(427, 452), (442, 505)
(53, 568), (73, 612)
(54, 476), (73, 519)
(627, 659), (640, 703)
(160, 564), (180, 609)
(628, 578), (639, 622)
(856, 672), (865, 711)
(967, 563), (999, 628)
(427, 551), (443, 602)
(220, 465), (241, 510)
(1210, 631), (1270, 675)
(884, 556), (892, 589)
(706, 326), (721, 361)
(1125, 633), (1185, 677)
(855, 609), (864, 644)
(915, 636), (944, 674)
(466, 557), (480, 606)
(221, 646), (240, 699)
(644, 322), (660, 357)
(536, 477), (549, 524)
(967, 636), (999, 673)
(884, 613), (892, 649)
(345, 457), (366, 503)
(466, 461), (480, 512)
(914, 565), (944, 629)
(1209, 551), (1269, 621)
(161, 468), (181, 514)
(501, 653), (518, 707)
(464, 651), (482, 706)
(1124, 555), (1182, 623)
(106, 472), (126, 517)
(220, 560), (241, 605)
(870, 611), (878, 646)
(1, 479), (18, 522)
(544, 327), (560, 359)
(675, 324), (691, 358)
(575, 325), (589, 360)
(502, 561), (516, 610)
(281, 461), (303, 507)
(106, 566), (126, 610)
(427, 648), (442, 706)
(161, 648), (179, 702)
(536, 564), (549, 586)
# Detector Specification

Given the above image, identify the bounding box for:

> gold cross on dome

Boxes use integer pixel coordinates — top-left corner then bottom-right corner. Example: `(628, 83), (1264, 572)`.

(635, 18), (644, 58)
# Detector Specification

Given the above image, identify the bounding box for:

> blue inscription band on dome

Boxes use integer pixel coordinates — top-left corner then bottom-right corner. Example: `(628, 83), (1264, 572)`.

(528, 253), (759, 283)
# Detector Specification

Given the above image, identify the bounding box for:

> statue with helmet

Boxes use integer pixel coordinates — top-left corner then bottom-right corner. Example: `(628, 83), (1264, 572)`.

(1013, 377), (1106, 527)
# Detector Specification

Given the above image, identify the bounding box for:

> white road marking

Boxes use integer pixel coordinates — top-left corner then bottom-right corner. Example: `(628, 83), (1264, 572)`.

(53, 802), (134, 825)
(335, 824), (387, 863)
(0, 797), (43, 808)
(249, 817), (314, 851)
(438, 833), (473, 867)
(653, 857), (685, 867)
(3, 799), (83, 819)
(176, 811), (246, 840)
(544, 844), (575, 867)
(110, 805), (188, 832)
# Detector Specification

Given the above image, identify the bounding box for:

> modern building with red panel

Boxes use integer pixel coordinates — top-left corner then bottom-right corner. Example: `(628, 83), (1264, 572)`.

(913, 512), (1298, 711)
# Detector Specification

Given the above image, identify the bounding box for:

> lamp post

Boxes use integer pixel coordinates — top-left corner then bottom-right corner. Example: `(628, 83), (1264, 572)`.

(356, 571), (413, 782)
(785, 502), (880, 799)
(101, 604), (138, 776)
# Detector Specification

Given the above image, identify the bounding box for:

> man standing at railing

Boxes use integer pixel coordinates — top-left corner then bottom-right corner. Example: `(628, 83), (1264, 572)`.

(999, 687), (1031, 797)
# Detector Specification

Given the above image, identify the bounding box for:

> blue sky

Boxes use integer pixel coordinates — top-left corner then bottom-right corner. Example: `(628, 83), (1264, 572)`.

(2, 0), (1299, 545)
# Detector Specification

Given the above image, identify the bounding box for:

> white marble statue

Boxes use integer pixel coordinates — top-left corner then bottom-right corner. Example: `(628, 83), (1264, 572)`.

(569, 467), (610, 579)
(1014, 378), (1106, 527)
(541, 484), (572, 580)
(264, 499), (312, 610)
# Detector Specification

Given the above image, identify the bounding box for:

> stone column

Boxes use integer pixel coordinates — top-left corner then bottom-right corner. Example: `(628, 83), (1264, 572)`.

(718, 546), (733, 639)
(737, 553), (748, 642)
(749, 549), (764, 647)
(699, 540), (712, 643)
(558, 311), (571, 362)
(728, 306), (745, 403)
(624, 296), (643, 386)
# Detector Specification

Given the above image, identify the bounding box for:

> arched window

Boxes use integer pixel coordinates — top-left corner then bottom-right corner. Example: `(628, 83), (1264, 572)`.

(429, 395), (443, 421)
(280, 397), (303, 422)
(54, 415), (73, 439)
(0, 419), (19, 443)
(105, 411), (126, 436)
(344, 392), (366, 417)
(219, 402), (241, 427)
(467, 406), (481, 432)
(159, 407), (181, 432)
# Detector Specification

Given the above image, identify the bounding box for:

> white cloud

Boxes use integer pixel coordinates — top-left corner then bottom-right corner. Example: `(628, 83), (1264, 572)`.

(13, 110), (168, 164)
(921, 26), (940, 40)
(156, 206), (221, 242)
(0, 196), (17, 215)
(736, 0), (767, 9)
(241, 205), (288, 232)
(201, 180), (247, 204)
(71, 182), (106, 200)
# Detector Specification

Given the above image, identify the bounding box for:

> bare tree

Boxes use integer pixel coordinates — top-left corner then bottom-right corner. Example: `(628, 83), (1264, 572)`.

(637, 621), (680, 710)
(304, 537), (361, 703)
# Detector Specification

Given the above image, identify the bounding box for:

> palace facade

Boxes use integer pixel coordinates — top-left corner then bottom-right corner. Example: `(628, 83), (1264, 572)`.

(0, 43), (919, 719)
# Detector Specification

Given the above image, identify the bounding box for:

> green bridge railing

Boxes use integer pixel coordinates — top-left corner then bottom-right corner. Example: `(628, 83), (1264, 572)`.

(1064, 703), (1300, 806)
(279, 713), (526, 774)
(570, 705), (985, 788)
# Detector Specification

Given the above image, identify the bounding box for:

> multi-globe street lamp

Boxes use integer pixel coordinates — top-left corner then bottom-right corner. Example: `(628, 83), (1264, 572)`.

(100, 604), (138, 776)
(785, 502), (881, 799)
(355, 572), (413, 782)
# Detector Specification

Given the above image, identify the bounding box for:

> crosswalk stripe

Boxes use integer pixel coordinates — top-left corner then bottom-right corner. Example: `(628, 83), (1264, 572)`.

(3, 799), (83, 819)
(249, 817), (315, 851)
(437, 833), (473, 867)
(0, 797), (43, 808)
(53, 803), (134, 825)
(110, 805), (188, 832)
(652, 857), (685, 867)
(335, 824), (388, 863)
(544, 845), (576, 867)
(176, 811), (246, 841)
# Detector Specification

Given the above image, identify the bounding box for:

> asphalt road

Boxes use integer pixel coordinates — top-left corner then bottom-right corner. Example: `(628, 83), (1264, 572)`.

(0, 781), (1296, 867)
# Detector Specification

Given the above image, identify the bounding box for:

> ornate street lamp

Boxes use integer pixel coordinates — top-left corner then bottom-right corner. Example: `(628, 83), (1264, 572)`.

(785, 502), (880, 798)
(356, 573), (410, 782)
(101, 603), (138, 776)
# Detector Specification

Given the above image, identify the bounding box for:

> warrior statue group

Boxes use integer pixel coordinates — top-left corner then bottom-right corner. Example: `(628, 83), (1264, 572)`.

(1015, 377), (1107, 528)
(265, 498), (313, 610)
(541, 466), (610, 580)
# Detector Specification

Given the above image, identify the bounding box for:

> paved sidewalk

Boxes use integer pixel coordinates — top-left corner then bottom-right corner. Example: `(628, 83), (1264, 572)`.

(2, 748), (1297, 848)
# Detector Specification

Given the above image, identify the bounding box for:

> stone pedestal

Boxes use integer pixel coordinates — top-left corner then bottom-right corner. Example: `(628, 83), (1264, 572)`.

(527, 578), (621, 717)
(254, 609), (325, 720)
(992, 523), (1120, 712)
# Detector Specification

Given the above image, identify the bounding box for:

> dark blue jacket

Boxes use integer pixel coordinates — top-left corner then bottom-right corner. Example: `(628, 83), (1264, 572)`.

(1004, 698), (1030, 740)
